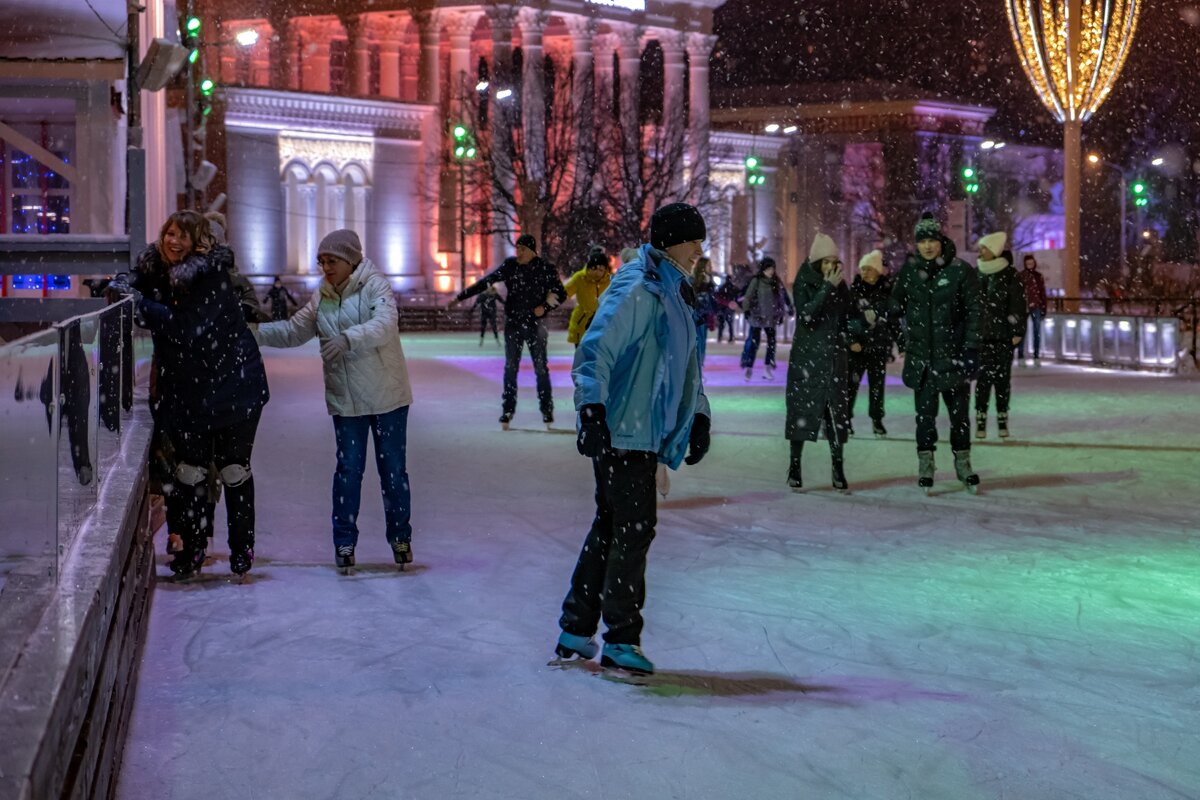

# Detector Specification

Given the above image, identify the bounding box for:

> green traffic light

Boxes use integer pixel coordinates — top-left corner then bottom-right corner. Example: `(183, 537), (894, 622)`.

(1132, 182), (1145, 194)
(186, 16), (201, 33)
(200, 78), (214, 96)
(745, 156), (759, 170)
(453, 124), (468, 140)
(188, 49), (199, 64)
(962, 167), (975, 179)
(465, 147), (476, 159)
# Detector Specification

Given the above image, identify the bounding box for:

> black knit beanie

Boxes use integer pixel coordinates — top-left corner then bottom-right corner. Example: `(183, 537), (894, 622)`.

(650, 203), (706, 251)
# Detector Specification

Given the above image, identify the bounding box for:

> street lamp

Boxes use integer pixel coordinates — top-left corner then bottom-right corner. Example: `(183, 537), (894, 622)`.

(1151, 157), (1165, 167)
(782, 125), (797, 134)
(764, 123), (780, 133)
(235, 29), (259, 47)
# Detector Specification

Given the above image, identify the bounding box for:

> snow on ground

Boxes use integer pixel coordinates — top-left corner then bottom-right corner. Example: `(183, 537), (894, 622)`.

(116, 333), (1200, 800)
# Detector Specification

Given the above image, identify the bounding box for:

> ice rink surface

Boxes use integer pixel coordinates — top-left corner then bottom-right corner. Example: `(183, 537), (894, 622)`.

(117, 333), (1200, 800)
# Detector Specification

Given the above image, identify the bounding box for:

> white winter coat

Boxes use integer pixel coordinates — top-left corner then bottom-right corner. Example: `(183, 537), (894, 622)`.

(255, 258), (413, 417)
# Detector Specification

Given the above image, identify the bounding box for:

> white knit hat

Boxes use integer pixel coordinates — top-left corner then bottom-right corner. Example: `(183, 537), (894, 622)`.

(978, 232), (1007, 257)
(858, 249), (884, 273)
(808, 233), (839, 264)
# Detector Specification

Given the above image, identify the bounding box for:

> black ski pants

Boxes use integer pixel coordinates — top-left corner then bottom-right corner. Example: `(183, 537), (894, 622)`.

(848, 349), (888, 422)
(560, 449), (657, 645)
(914, 378), (971, 452)
(975, 341), (1014, 414)
(171, 411), (261, 554)
(479, 309), (499, 339)
(503, 318), (552, 416)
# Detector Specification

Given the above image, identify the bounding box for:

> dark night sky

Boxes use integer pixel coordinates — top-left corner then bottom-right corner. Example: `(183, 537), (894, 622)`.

(712, 0), (1200, 165)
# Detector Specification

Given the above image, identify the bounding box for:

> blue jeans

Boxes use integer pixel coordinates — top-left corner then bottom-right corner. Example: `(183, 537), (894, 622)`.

(1023, 309), (1045, 358)
(332, 405), (412, 548)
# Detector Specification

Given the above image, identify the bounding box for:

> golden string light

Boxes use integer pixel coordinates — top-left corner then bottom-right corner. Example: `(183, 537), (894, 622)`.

(1006, 0), (1142, 122)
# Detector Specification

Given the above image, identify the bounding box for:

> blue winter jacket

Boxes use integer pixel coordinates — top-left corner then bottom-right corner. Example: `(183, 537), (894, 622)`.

(573, 243), (710, 469)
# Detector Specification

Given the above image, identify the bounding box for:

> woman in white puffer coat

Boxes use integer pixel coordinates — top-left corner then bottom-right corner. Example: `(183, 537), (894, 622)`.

(254, 229), (415, 573)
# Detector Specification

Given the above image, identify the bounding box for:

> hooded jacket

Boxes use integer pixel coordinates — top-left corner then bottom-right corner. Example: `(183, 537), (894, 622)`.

(254, 258), (413, 417)
(573, 244), (710, 469)
(563, 266), (612, 344)
(133, 244), (269, 433)
(888, 237), (982, 392)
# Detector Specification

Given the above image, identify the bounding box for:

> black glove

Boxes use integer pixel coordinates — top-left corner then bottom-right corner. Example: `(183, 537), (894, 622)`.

(684, 414), (710, 466)
(576, 404), (610, 458)
(963, 348), (981, 379)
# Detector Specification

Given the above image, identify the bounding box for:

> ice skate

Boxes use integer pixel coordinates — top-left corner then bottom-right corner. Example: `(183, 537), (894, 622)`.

(499, 412), (512, 431)
(787, 461), (802, 490)
(831, 457), (849, 493)
(391, 540), (413, 569)
(1033, 357), (1041, 368)
(997, 413), (1010, 439)
(169, 548), (205, 581)
(601, 643), (655, 675)
(918, 450), (936, 495)
(872, 419), (887, 438)
(553, 632), (599, 663)
(762, 364), (774, 380)
(743, 367), (753, 381)
(954, 449), (980, 494)
(976, 411), (987, 439)
(847, 422), (856, 438)
(542, 410), (554, 429)
(335, 544), (356, 575)
(229, 547), (254, 578)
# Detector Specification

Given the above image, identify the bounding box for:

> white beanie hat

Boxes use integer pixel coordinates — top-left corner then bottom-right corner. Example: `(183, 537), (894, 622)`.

(858, 249), (884, 273)
(978, 232), (1007, 257)
(808, 233), (838, 264)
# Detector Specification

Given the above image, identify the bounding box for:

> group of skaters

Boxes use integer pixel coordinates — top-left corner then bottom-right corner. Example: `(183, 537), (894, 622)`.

(111, 197), (1048, 676)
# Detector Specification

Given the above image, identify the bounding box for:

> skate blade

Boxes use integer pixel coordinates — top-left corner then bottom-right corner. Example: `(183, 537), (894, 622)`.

(501, 422), (511, 431)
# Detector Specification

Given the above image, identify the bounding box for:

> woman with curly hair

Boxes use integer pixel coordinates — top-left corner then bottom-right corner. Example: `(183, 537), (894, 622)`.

(121, 210), (270, 578)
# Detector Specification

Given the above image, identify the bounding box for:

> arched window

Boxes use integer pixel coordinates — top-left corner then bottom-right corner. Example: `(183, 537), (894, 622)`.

(639, 41), (664, 125)
(478, 56), (490, 126)
(313, 163), (343, 241)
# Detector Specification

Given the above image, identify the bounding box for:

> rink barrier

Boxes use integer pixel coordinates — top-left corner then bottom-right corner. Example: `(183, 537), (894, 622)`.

(0, 299), (154, 800)
(1035, 313), (1182, 372)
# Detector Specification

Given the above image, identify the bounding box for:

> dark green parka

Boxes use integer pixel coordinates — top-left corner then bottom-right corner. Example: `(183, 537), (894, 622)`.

(785, 261), (860, 442)
(888, 237), (982, 392)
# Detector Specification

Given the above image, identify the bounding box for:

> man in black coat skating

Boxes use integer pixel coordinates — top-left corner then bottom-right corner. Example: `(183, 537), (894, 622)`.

(889, 213), (982, 493)
(452, 234), (566, 426)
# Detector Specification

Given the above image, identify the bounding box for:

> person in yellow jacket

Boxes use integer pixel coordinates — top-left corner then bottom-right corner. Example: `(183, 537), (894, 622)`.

(564, 246), (613, 346)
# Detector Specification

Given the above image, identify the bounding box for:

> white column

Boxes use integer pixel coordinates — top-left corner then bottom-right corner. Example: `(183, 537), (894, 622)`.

(565, 16), (595, 197)
(489, 5), (518, 265)
(445, 13), (477, 121)
(379, 35), (401, 98)
(520, 9), (547, 185)
(346, 15), (372, 96)
(303, 27), (332, 93)
(614, 24), (643, 174)
(686, 33), (716, 201)
(416, 10), (441, 105)
(593, 32), (616, 126)
(660, 31), (686, 191)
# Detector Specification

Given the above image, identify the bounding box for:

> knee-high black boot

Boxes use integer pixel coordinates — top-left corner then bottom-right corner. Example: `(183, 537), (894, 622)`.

(830, 439), (848, 492)
(787, 441), (803, 489)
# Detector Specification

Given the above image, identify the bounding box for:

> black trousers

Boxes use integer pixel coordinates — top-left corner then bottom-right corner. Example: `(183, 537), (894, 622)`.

(503, 319), (552, 415)
(560, 450), (658, 645)
(479, 310), (499, 338)
(975, 341), (1014, 414)
(847, 349), (888, 422)
(171, 411), (261, 553)
(914, 378), (971, 452)
(741, 326), (777, 368)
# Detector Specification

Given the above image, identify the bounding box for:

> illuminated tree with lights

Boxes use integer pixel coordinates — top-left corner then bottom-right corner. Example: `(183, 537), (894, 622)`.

(1006, 0), (1141, 296)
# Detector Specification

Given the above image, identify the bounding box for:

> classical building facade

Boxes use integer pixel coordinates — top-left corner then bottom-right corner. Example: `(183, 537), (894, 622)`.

(199, 0), (723, 293)
(709, 85), (1066, 286)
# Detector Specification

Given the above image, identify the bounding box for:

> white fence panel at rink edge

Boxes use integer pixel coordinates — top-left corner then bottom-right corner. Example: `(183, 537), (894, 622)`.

(1039, 313), (1181, 372)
